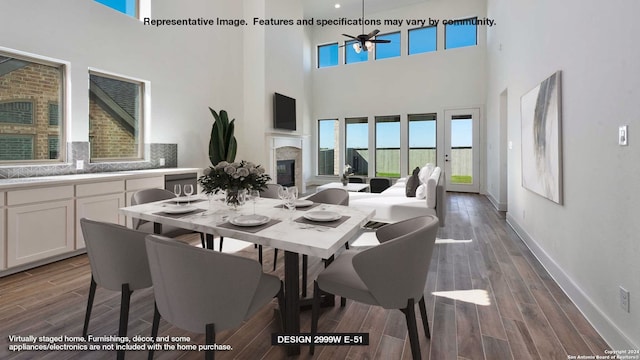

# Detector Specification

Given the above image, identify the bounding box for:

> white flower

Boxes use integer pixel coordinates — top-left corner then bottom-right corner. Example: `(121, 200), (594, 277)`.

(237, 168), (250, 177)
(224, 165), (236, 175)
(216, 161), (230, 170)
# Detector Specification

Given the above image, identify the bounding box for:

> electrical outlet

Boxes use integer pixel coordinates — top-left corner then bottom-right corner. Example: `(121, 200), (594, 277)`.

(619, 125), (628, 146)
(76, 160), (84, 170)
(159, 158), (165, 166)
(620, 286), (630, 313)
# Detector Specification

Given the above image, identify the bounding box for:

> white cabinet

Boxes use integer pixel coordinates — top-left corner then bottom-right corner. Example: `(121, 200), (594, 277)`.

(0, 192), (5, 270)
(6, 186), (75, 267)
(75, 180), (126, 249)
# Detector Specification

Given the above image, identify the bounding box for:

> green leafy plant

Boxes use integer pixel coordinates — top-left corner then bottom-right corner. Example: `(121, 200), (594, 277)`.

(208, 108), (237, 166)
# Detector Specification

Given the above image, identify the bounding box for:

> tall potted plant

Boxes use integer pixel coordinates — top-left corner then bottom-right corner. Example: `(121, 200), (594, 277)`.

(208, 108), (237, 166)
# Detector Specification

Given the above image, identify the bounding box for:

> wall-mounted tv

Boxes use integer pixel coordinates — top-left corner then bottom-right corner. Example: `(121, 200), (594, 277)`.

(273, 92), (296, 131)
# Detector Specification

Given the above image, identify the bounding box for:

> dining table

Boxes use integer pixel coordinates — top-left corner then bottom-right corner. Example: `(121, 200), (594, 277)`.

(119, 194), (374, 355)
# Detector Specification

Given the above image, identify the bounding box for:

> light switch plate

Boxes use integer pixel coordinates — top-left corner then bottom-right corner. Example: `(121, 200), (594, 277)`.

(619, 125), (628, 146)
(76, 160), (84, 170)
(159, 158), (165, 166)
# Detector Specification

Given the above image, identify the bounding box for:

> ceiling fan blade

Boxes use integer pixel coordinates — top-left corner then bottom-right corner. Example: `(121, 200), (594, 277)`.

(342, 33), (358, 40)
(366, 29), (380, 39)
(370, 39), (391, 43)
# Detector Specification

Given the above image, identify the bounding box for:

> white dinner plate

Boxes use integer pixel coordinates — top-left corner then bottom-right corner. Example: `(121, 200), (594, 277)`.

(303, 211), (342, 222)
(162, 205), (198, 214)
(172, 196), (193, 203)
(295, 199), (314, 208)
(230, 214), (271, 227)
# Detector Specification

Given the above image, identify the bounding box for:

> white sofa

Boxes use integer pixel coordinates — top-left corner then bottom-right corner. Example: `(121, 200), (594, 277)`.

(348, 166), (446, 226)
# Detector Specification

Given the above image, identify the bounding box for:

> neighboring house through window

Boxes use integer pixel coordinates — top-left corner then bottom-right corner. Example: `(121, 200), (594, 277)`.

(89, 71), (145, 161)
(0, 52), (64, 163)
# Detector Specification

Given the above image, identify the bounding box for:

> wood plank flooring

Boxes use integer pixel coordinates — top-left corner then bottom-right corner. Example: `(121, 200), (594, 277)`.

(0, 193), (610, 359)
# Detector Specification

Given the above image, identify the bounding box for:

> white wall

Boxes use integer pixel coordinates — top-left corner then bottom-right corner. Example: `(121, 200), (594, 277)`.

(309, 0), (487, 182)
(486, 0), (640, 349)
(0, 0), (244, 168)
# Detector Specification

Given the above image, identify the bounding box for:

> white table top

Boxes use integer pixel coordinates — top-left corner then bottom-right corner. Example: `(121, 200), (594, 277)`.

(119, 196), (374, 259)
(316, 182), (370, 192)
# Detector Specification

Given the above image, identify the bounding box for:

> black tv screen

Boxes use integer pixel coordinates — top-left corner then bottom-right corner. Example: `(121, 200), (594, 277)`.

(273, 93), (296, 131)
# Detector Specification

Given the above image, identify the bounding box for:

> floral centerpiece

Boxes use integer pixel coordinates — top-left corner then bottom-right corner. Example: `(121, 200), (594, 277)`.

(341, 164), (354, 186)
(198, 160), (271, 207)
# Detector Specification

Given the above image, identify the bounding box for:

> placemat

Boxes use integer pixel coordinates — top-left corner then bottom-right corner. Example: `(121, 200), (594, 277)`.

(218, 218), (281, 233)
(165, 198), (207, 204)
(153, 208), (207, 218)
(294, 215), (351, 228)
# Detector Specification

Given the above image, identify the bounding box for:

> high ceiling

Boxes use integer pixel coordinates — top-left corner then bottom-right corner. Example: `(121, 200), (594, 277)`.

(301, 0), (426, 19)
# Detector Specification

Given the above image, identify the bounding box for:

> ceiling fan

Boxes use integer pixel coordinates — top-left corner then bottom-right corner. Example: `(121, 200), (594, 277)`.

(341, 0), (390, 53)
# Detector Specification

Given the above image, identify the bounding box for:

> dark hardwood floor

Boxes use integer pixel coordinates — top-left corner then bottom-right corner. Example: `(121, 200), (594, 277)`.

(0, 193), (610, 359)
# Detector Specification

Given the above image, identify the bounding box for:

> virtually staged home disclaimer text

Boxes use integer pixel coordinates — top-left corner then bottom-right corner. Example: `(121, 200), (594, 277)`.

(142, 17), (496, 28)
(7, 334), (233, 353)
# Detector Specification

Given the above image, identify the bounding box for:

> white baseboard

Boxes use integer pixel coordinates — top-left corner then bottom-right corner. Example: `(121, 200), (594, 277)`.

(486, 192), (507, 211)
(506, 213), (637, 351)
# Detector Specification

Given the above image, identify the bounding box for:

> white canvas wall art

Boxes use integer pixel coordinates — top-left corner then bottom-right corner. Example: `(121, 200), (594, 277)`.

(520, 71), (562, 204)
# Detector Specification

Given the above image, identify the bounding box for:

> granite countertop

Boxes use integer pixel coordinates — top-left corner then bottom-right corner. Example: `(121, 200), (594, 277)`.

(0, 168), (201, 190)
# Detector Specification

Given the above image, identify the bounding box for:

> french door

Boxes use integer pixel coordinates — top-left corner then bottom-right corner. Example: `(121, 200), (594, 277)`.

(444, 108), (480, 193)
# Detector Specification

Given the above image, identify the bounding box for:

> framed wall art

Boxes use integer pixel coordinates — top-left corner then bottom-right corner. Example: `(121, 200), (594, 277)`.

(520, 71), (563, 204)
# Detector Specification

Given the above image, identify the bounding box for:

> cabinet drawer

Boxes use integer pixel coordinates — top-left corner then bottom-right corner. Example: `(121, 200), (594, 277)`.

(126, 177), (164, 191)
(8, 186), (74, 206)
(76, 180), (125, 197)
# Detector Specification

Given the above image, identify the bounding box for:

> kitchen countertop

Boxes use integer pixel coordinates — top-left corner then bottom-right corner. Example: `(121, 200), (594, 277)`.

(0, 168), (201, 190)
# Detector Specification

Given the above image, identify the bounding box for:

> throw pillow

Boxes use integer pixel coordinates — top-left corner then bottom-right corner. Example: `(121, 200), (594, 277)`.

(416, 184), (427, 199)
(418, 163), (435, 184)
(405, 167), (421, 197)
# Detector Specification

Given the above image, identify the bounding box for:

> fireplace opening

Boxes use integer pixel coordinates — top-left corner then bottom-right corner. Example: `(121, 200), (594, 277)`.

(277, 159), (295, 187)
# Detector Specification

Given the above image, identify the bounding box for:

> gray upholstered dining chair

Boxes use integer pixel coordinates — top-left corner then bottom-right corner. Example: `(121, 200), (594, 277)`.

(306, 188), (349, 206)
(80, 218), (153, 360)
(145, 234), (284, 360)
(295, 188), (349, 297)
(310, 215), (439, 360)
(132, 188), (206, 247)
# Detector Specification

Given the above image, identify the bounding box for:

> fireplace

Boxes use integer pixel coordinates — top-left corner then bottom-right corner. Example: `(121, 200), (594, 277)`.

(277, 159), (295, 187)
(269, 136), (305, 193)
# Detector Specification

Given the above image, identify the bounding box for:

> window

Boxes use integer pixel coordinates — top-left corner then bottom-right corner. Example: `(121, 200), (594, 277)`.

(318, 119), (339, 176)
(48, 103), (59, 126)
(0, 135), (33, 161)
(0, 101), (33, 124)
(89, 71), (144, 161)
(445, 17), (477, 49)
(375, 115), (400, 177)
(345, 117), (369, 176)
(408, 26), (437, 55)
(345, 41), (369, 64)
(318, 43), (339, 68)
(48, 135), (59, 160)
(375, 32), (401, 60)
(409, 113), (437, 170)
(0, 52), (64, 163)
(95, 0), (137, 18)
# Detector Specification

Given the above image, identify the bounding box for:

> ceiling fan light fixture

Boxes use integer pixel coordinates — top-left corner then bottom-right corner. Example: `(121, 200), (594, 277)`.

(365, 40), (373, 51)
(353, 42), (362, 53)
